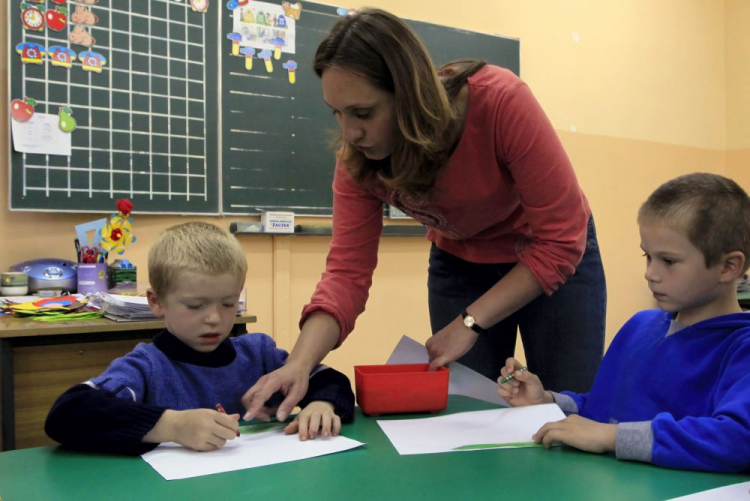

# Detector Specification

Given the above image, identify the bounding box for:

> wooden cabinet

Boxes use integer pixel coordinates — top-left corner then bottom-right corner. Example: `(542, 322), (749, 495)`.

(14, 339), (146, 449)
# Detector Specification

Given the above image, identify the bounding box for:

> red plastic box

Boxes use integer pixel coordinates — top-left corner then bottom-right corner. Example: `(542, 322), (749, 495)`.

(354, 363), (449, 416)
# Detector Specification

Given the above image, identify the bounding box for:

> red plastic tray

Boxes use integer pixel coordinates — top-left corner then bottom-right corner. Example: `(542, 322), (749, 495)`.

(354, 363), (449, 416)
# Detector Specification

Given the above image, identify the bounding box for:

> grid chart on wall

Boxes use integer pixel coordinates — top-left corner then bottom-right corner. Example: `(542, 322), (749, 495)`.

(9, 0), (220, 213)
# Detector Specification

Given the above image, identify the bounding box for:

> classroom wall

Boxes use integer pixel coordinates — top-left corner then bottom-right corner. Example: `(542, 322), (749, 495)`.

(725, 0), (750, 187)
(2, 1), (747, 383)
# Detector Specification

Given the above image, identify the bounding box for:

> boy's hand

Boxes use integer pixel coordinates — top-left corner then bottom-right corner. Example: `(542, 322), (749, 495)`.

(497, 357), (552, 407)
(145, 409), (240, 451)
(533, 415), (617, 454)
(283, 401), (340, 441)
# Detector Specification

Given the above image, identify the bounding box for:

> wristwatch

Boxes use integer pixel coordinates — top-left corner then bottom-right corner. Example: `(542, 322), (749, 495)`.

(461, 309), (485, 335)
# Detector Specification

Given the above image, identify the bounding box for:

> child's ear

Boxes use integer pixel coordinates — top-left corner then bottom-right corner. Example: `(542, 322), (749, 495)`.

(719, 251), (746, 283)
(146, 288), (166, 318)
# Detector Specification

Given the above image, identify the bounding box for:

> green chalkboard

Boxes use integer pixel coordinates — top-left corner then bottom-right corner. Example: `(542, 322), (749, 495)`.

(220, 2), (520, 215)
(9, 0), (220, 213)
(9, 1), (518, 215)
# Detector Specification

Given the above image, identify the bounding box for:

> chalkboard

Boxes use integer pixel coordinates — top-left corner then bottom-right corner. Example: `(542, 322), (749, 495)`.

(221, 2), (520, 215)
(9, 1), (519, 215)
(9, 0), (219, 213)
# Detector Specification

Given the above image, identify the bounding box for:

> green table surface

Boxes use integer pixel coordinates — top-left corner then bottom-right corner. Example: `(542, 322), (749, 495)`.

(1, 396), (747, 500)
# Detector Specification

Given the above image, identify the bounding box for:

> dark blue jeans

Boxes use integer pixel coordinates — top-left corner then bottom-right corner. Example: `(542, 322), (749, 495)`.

(428, 216), (606, 393)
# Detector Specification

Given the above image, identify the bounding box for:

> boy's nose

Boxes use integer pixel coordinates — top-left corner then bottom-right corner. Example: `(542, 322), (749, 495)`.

(204, 307), (221, 325)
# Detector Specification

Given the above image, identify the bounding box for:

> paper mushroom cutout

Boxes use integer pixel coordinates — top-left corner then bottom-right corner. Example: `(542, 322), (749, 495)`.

(239, 47), (255, 70)
(227, 32), (242, 56)
(258, 49), (273, 73)
(282, 60), (297, 84)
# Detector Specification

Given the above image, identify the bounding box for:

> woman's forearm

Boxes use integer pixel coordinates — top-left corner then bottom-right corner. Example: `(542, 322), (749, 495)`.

(286, 313), (341, 372)
(467, 262), (543, 328)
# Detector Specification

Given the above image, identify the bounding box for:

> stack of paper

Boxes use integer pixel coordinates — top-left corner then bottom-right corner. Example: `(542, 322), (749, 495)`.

(89, 293), (155, 321)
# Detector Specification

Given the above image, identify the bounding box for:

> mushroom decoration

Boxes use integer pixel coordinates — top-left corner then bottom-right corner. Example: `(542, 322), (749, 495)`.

(282, 60), (297, 84)
(227, 32), (242, 56)
(239, 47), (255, 70)
(271, 37), (285, 60)
(258, 49), (273, 73)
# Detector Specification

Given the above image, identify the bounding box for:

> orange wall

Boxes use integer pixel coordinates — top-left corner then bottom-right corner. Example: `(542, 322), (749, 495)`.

(2, 1), (748, 381)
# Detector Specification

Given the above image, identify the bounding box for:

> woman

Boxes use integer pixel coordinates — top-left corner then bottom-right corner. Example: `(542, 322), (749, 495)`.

(243, 8), (606, 422)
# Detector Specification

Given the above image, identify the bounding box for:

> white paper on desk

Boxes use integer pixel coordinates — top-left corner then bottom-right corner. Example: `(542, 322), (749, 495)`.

(666, 480), (750, 500)
(377, 404), (565, 455)
(142, 428), (364, 480)
(387, 335), (508, 406)
(11, 113), (72, 156)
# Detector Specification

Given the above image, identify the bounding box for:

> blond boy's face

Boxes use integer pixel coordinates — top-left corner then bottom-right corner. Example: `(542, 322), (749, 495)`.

(639, 221), (727, 325)
(147, 270), (244, 352)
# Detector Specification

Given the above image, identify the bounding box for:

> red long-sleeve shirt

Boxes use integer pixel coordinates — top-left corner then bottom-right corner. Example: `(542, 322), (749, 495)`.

(301, 65), (591, 346)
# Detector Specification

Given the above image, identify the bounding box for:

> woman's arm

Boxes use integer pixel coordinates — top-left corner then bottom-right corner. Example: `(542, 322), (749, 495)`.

(242, 313), (341, 421)
(426, 261), (542, 369)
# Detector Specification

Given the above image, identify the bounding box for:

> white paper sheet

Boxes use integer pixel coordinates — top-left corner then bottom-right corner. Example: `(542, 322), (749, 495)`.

(142, 427), (364, 480)
(386, 335), (508, 406)
(11, 113), (72, 156)
(377, 405), (565, 455)
(666, 481), (750, 500)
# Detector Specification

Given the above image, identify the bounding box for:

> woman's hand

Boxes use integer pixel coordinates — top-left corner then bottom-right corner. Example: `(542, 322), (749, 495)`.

(426, 316), (479, 371)
(242, 362), (310, 422)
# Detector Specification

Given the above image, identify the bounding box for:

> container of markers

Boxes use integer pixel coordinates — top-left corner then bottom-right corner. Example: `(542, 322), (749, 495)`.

(77, 263), (108, 295)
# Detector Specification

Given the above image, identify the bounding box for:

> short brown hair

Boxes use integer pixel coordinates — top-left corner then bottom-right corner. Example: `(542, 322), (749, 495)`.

(638, 173), (750, 271)
(313, 8), (459, 198)
(148, 222), (247, 297)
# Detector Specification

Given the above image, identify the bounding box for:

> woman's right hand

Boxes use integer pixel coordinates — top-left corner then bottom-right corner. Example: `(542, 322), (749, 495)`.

(242, 362), (310, 422)
(497, 357), (552, 407)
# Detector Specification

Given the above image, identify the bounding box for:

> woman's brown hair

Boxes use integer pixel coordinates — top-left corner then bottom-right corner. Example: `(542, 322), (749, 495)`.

(313, 8), (484, 198)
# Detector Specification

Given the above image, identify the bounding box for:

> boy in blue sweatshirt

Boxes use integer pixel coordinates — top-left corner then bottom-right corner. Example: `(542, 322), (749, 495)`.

(499, 173), (750, 472)
(46, 222), (354, 455)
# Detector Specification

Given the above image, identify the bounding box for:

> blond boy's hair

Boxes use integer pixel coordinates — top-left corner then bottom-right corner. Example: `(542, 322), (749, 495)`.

(638, 173), (750, 272)
(148, 222), (247, 297)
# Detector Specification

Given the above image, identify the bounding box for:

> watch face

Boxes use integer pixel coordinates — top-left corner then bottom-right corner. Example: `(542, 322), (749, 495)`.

(463, 315), (475, 328)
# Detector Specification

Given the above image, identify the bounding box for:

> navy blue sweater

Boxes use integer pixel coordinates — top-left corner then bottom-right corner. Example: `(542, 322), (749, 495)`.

(45, 330), (354, 455)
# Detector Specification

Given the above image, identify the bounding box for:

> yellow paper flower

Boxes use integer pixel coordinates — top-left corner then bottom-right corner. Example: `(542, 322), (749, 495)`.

(100, 213), (136, 255)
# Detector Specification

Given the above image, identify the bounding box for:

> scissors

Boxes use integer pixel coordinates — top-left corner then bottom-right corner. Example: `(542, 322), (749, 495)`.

(80, 246), (99, 264)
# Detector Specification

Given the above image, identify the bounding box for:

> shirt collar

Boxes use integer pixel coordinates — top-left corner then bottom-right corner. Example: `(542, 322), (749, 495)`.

(153, 330), (237, 367)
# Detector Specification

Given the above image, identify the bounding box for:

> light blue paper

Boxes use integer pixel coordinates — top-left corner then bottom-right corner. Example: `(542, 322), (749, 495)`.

(75, 218), (107, 248)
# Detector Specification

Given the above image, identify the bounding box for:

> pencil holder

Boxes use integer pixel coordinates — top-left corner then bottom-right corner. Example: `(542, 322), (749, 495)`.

(77, 263), (108, 295)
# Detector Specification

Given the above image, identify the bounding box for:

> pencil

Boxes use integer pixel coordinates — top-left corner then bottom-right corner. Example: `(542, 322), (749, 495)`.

(216, 403), (240, 437)
(500, 366), (528, 385)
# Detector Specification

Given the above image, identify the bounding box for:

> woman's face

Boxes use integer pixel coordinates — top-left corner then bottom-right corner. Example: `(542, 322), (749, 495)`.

(321, 66), (400, 160)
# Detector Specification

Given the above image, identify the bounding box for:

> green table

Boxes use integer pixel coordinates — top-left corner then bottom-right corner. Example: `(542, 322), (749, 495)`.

(0, 396), (747, 500)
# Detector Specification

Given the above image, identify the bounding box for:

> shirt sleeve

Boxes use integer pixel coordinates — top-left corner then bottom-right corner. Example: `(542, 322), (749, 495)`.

(495, 79), (590, 294)
(648, 338), (750, 473)
(299, 160), (384, 346)
(45, 384), (166, 455)
(44, 347), (167, 455)
(299, 365), (355, 423)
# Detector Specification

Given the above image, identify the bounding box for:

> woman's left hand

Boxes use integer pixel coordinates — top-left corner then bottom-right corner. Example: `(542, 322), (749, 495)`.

(426, 316), (479, 371)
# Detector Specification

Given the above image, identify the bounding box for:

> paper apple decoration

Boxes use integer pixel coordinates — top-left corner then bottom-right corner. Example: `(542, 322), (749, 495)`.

(11, 97), (37, 122)
(46, 7), (68, 31)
